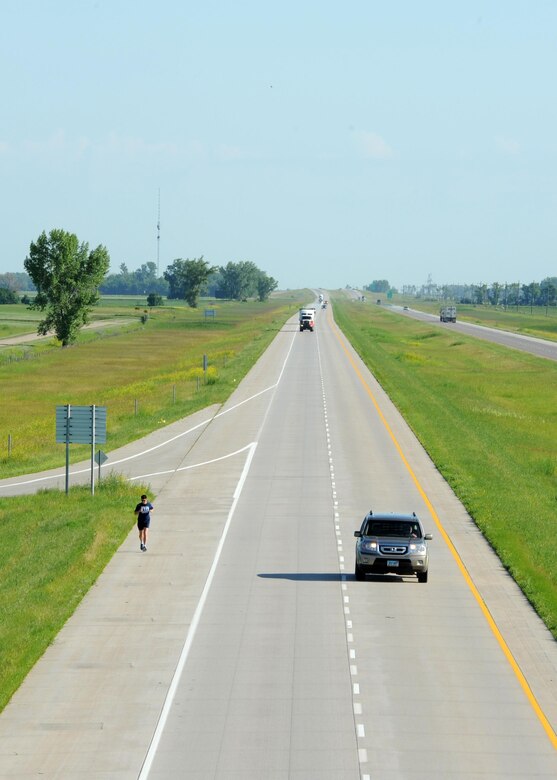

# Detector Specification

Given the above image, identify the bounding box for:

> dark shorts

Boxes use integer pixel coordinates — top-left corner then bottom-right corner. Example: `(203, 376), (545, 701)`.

(137, 518), (150, 530)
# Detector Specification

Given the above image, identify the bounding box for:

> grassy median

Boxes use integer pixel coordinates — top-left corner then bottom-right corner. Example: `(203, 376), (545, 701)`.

(333, 295), (557, 637)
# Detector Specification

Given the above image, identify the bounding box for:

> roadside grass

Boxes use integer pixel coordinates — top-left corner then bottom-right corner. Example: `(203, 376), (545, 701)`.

(0, 294), (306, 477)
(0, 476), (146, 712)
(332, 295), (557, 638)
(388, 294), (557, 342)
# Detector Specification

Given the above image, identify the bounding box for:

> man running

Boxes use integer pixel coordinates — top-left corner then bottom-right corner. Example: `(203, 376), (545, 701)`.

(134, 494), (154, 551)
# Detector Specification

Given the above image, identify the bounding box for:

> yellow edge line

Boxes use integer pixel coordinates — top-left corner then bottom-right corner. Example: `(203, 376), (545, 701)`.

(332, 316), (557, 750)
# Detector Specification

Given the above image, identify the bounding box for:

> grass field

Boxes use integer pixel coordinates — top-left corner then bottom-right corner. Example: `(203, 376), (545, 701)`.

(0, 305), (43, 338)
(332, 293), (557, 638)
(0, 294), (306, 477)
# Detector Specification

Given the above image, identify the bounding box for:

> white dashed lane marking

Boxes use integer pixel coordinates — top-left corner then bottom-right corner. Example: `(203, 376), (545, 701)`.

(318, 334), (369, 778)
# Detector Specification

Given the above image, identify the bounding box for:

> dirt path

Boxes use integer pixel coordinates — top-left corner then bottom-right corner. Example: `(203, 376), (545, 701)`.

(0, 318), (135, 346)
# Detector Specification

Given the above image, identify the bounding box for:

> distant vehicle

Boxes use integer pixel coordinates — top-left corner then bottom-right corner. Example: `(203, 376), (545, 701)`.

(403, 305), (409, 310)
(354, 511), (432, 583)
(299, 307), (316, 332)
(318, 293), (324, 303)
(376, 299), (381, 304)
(440, 306), (456, 322)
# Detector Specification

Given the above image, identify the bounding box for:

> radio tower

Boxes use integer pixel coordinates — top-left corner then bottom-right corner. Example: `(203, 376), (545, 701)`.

(156, 188), (161, 277)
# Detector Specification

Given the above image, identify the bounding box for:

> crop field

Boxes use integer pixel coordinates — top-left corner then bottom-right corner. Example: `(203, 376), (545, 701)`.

(332, 294), (557, 639)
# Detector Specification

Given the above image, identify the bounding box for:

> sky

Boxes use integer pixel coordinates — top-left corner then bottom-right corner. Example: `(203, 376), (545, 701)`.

(1, 0), (556, 290)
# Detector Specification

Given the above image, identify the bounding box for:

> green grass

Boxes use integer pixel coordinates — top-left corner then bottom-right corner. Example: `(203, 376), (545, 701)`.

(332, 295), (557, 637)
(0, 477), (147, 712)
(0, 294), (307, 477)
(0, 304), (43, 338)
(386, 294), (557, 342)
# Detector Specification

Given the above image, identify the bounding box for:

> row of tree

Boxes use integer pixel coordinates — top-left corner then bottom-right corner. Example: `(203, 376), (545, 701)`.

(101, 258), (278, 304)
(401, 278), (557, 307)
(0, 228), (278, 346)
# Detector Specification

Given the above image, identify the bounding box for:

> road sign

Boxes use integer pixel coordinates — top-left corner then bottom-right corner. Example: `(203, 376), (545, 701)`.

(55, 405), (107, 494)
(56, 405), (107, 444)
(95, 450), (108, 465)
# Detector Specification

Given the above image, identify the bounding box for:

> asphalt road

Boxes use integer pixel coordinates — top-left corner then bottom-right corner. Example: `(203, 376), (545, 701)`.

(391, 305), (557, 361)
(0, 305), (556, 779)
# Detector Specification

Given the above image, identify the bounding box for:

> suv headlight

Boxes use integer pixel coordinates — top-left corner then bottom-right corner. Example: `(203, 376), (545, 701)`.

(409, 542), (427, 554)
(360, 540), (377, 552)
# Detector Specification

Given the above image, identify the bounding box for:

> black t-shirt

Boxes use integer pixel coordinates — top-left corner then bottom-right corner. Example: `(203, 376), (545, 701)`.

(135, 502), (153, 521)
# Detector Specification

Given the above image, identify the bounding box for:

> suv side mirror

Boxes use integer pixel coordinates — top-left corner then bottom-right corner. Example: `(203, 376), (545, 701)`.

(424, 533), (433, 540)
(354, 531), (362, 538)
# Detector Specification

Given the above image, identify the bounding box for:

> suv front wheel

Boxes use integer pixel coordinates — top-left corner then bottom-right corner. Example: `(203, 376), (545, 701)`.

(416, 571), (428, 583)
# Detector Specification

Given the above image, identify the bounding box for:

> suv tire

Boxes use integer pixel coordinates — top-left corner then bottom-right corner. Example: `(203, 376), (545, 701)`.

(417, 571), (428, 583)
(355, 563), (365, 581)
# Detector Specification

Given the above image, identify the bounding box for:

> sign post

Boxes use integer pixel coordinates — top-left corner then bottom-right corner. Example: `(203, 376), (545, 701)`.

(56, 405), (107, 494)
(95, 450), (108, 484)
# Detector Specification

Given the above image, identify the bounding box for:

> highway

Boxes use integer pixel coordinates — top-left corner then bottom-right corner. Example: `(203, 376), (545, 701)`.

(0, 304), (556, 778)
(392, 305), (557, 361)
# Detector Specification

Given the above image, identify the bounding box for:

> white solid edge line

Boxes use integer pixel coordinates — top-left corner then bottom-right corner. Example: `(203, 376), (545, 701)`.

(0, 330), (298, 492)
(137, 441), (258, 779)
(128, 443), (257, 482)
(0, 389), (275, 491)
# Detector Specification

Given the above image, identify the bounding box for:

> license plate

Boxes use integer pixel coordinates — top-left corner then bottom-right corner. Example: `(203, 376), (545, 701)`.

(387, 560), (399, 567)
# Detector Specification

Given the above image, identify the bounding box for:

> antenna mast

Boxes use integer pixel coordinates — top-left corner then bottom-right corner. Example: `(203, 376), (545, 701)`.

(156, 188), (161, 277)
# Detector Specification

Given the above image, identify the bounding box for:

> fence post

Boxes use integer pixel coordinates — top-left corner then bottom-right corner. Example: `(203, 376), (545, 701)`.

(8, 434), (12, 457)
(173, 385), (176, 404)
(134, 399), (138, 416)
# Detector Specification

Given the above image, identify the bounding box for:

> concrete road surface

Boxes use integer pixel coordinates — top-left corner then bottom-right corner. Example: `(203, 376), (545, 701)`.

(0, 304), (556, 779)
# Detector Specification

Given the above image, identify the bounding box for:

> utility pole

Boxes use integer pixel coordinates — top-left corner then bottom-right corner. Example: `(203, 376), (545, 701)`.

(157, 188), (161, 277)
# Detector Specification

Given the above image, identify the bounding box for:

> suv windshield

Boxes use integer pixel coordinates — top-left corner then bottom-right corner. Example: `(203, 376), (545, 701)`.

(364, 520), (421, 538)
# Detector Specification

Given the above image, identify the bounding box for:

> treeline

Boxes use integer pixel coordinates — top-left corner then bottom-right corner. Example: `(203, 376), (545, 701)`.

(1, 257), (278, 309)
(402, 278), (557, 307)
(101, 258), (277, 304)
(0, 272), (35, 292)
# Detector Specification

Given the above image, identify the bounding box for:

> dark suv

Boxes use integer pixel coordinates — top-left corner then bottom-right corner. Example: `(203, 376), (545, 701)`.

(354, 511), (432, 583)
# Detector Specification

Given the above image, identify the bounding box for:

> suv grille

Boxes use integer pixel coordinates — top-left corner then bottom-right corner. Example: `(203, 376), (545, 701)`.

(380, 545), (408, 555)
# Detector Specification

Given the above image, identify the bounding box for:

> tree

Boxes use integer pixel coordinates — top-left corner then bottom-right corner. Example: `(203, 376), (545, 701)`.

(0, 287), (19, 304)
(0, 271), (34, 291)
(366, 279), (390, 293)
(217, 261), (260, 300)
(256, 271), (278, 301)
(490, 282), (502, 306)
(100, 261), (169, 295)
(163, 257), (217, 307)
(24, 229), (110, 346)
(541, 279), (557, 308)
(147, 293), (163, 307)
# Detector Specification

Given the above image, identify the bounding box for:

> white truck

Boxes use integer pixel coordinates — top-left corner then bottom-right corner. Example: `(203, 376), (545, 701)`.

(440, 306), (456, 323)
(299, 307), (316, 332)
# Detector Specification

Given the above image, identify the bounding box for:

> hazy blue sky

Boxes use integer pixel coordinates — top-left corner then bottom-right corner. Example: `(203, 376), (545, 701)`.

(1, 1), (556, 290)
